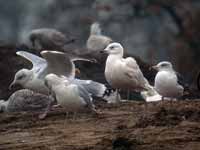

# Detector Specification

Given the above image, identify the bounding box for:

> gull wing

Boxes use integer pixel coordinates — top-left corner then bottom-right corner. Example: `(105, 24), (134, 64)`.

(71, 79), (106, 97)
(71, 57), (96, 63)
(77, 85), (96, 111)
(16, 51), (47, 70)
(41, 50), (96, 78)
(41, 50), (74, 77)
(123, 57), (146, 89)
(176, 71), (188, 89)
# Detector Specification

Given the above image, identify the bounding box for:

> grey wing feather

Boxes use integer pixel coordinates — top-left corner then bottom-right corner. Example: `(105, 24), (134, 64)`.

(176, 71), (188, 89)
(72, 79), (106, 97)
(41, 51), (74, 77)
(77, 85), (95, 109)
(16, 51), (46, 70)
(71, 57), (96, 63)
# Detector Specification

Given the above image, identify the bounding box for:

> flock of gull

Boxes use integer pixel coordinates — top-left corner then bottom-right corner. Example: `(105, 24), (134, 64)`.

(0, 22), (184, 119)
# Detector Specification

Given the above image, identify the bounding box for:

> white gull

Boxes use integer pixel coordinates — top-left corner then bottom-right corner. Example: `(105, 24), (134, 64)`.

(153, 61), (184, 100)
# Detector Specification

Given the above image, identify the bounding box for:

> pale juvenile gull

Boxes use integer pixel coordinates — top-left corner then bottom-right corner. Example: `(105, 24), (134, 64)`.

(28, 28), (75, 51)
(44, 74), (97, 115)
(0, 89), (50, 113)
(9, 51), (106, 98)
(153, 61), (184, 100)
(86, 22), (112, 52)
(100, 42), (158, 102)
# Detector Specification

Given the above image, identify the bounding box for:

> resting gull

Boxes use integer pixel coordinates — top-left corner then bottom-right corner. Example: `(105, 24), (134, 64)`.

(86, 22), (112, 52)
(0, 89), (50, 113)
(27, 28), (75, 51)
(153, 61), (184, 100)
(100, 42), (158, 102)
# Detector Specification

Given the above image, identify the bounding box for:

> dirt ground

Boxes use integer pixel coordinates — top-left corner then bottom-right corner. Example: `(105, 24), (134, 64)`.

(0, 100), (200, 150)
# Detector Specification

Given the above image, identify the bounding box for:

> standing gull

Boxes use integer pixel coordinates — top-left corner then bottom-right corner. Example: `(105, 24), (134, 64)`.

(9, 51), (106, 97)
(153, 61), (184, 100)
(27, 28), (75, 51)
(100, 42), (157, 102)
(44, 74), (97, 116)
(0, 89), (50, 113)
(86, 22), (112, 52)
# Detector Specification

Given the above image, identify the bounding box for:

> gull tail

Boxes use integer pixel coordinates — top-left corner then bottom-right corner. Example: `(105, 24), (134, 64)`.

(90, 22), (101, 35)
(72, 79), (106, 97)
(141, 79), (162, 102)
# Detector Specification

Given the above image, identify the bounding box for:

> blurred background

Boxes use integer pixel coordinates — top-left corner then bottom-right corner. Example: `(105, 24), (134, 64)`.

(0, 0), (200, 99)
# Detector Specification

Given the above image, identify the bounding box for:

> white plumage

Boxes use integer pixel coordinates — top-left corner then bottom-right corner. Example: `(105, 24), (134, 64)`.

(154, 61), (184, 99)
(101, 42), (157, 101)
(45, 74), (96, 113)
(9, 51), (106, 97)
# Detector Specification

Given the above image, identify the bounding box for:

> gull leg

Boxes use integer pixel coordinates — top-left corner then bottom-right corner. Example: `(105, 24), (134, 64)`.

(116, 89), (120, 103)
(143, 100), (148, 118)
(64, 111), (69, 127)
(170, 98), (175, 108)
(127, 89), (130, 100)
(38, 95), (55, 120)
(162, 96), (164, 101)
(92, 106), (99, 116)
(161, 96), (165, 108)
(142, 90), (148, 118)
(88, 103), (99, 117)
(116, 89), (118, 101)
(72, 112), (77, 120)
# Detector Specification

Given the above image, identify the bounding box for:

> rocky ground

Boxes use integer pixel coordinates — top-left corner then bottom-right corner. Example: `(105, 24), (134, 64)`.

(0, 100), (200, 150)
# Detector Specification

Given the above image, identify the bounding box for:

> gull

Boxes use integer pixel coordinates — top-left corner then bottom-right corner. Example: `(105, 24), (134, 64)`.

(44, 73), (97, 117)
(9, 50), (83, 94)
(0, 89), (50, 113)
(153, 61), (184, 100)
(9, 51), (106, 98)
(100, 42), (158, 102)
(86, 22), (112, 51)
(28, 28), (75, 51)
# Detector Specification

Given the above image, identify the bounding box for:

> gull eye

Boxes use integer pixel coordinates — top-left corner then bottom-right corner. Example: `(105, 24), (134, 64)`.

(17, 74), (26, 80)
(110, 46), (114, 49)
(161, 63), (168, 67)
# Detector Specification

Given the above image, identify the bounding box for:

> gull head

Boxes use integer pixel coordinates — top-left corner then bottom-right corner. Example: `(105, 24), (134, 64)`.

(9, 69), (32, 90)
(90, 22), (101, 35)
(153, 61), (173, 71)
(100, 42), (124, 56)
